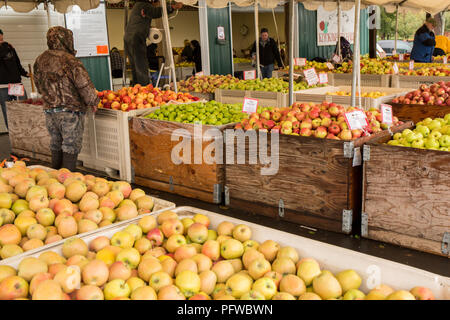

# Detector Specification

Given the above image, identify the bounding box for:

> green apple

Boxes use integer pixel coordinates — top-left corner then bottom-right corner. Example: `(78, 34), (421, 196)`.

(393, 133), (403, 140)
(439, 135), (450, 147)
(430, 130), (442, 140)
(444, 113), (450, 124)
(335, 269), (362, 293)
(103, 279), (131, 300)
(425, 138), (440, 150)
(207, 229), (218, 241)
(401, 129), (413, 138)
(405, 132), (418, 143)
(252, 277), (277, 300)
(427, 119), (441, 131)
(415, 125), (430, 138)
(220, 239), (244, 259)
(422, 117), (433, 126)
(411, 139), (425, 149)
(343, 289), (366, 300)
(11, 200), (29, 215)
(440, 147), (450, 151)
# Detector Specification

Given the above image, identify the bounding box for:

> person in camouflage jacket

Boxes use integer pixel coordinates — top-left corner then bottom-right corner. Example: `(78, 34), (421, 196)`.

(34, 26), (100, 171)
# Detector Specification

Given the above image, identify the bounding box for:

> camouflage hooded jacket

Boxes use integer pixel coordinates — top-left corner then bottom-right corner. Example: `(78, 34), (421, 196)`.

(34, 26), (100, 112)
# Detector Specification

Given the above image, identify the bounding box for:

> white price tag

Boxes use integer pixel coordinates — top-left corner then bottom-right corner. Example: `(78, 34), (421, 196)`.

(326, 62), (334, 70)
(444, 56), (448, 64)
(294, 58), (306, 67)
(392, 63), (399, 74)
(242, 98), (258, 114)
(243, 70), (256, 80)
(399, 53), (404, 61)
(345, 110), (369, 130)
(409, 60), (414, 71)
(318, 73), (328, 84)
(332, 54), (341, 64)
(195, 71), (204, 76)
(8, 84), (24, 96)
(380, 104), (393, 125)
(217, 26), (225, 40)
(303, 68), (319, 86)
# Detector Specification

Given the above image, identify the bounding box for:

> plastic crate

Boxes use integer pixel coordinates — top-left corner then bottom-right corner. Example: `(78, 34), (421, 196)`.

(391, 75), (450, 88)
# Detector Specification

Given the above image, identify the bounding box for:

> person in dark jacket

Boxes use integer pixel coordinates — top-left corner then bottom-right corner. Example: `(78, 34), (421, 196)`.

(34, 26), (99, 171)
(251, 28), (283, 79)
(124, 0), (182, 86)
(334, 36), (353, 62)
(110, 47), (123, 78)
(0, 29), (29, 128)
(410, 18), (436, 63)
(191, 40), (201, 74)
(181, 39), (193, 62)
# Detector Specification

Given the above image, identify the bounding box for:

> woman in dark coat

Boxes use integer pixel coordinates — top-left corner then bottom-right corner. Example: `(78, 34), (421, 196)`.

(191, 40), (201, 73)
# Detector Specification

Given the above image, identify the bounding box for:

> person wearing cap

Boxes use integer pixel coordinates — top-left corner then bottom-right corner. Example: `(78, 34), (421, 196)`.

(0, 29), (29, 129)
(410, 18), (436, 63)
(251, 28), (283, 79)
(124, 0), (183, 86)
(33, 26), (100, 171)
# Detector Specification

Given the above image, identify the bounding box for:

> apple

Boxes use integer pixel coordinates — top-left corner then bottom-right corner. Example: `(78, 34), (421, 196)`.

(232, 224), (252, 242)
(252, 277), (277, 300)
(201, 240), (220, 261)
(335, 269), (362, 293)
(386, 290), (416, 300)
(225, 273), (253, 299)
(175, 270), (201, 298)
(146, 228), (164, 247)
(258, 240), (279, 262)
(343, 289), (365, 300)
(312, 271), (342, 300)
(103, 279), (131, 300)
(410, 286), (435, 300)
(248, 258), (271, 280)
(187, 223), (208, 244)
(220, 239), (244, 259)
(297, 258), (321, 286)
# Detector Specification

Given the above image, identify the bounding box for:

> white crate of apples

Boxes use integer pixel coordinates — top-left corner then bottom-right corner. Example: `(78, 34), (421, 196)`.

(0, 207), (439, 300)
(0, 162), (173, 261)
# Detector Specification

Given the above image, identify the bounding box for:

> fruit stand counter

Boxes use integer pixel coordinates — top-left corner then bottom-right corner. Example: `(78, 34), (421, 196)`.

(329, 74), (391, 87)
(224, 122), (411, 234)
(362, 125), (450, 257)
(391, 75), (450, 88)
(2, 206), (448, 299)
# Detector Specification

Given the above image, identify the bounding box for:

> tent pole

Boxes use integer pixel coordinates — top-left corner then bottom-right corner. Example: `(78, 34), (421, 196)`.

(161, 0), (177, 92)
(122, 0), (129, 86)
(288, 0), (294, 105)
(46, 1), (51, 28)
(394, 4), (399, 53)
(254, 1), (260, 79)
(337, 0), (341, 58)
(351, 0), (361, 107)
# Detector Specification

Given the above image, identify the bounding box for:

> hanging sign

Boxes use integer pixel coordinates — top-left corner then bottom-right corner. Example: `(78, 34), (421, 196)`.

(217, 26), (225, 40)
(243, 70), (256, 80)
(317, 5), (355, 46)
(8, 84), (24, 96)
(380, 104), (393, 125)
(242, 98), (258, 114)
(326, 62), (334, 70)
(332, 54), (341, 64)
(344, 110), (369, 130)
(303, 68), (319, 86)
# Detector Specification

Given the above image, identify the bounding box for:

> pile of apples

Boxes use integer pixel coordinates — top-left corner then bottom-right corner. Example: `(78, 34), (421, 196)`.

(233, 58), (252, 64)
(387, 114), (450, 151)
(285, 60), (331, 73)
(0, 210), (435, 300)
(220, 78), (323, 93)
(97, 84), (198, 112)
(391, 82), (450, 106)
(400, 66), (450, 76)
(178, 75), (240, 94)
(0, 163), (158, 260)
(235, 102), (401, 140)
(175, 62), (194, 67)
(326, 91), (387, 98)
(334, 58), (393, 75)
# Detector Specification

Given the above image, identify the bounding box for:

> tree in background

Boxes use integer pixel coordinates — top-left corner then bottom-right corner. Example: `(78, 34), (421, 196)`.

(379, 7), (425, 40)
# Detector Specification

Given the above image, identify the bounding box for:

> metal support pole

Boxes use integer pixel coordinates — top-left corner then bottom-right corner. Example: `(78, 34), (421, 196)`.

(254, 1), (260, 79)
(122, 0), (129, 86)
(351, 0), (361, 107)
(337, 0), (341, 58)
(198, 0), (210, 75)
(394, 4), (399, 53)
(46, 1), (51, 28)
(161, 0), (177, 92)
(288, 0), (294, 105)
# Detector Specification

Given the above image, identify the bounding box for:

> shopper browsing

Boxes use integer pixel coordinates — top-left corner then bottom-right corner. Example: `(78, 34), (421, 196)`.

(251, 28), (283, 79)
(0, 29), (29, 129)
(191, 40), (202, 74)
(410, 18), (436, 63)
(124, 0), (182, 86)
(33, 26), (100, 171)
(181, 39), (193, 62)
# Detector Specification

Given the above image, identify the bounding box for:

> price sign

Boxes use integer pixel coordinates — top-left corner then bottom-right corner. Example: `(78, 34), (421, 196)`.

(344, 110), (369, 130)
(399, 53), (404, 61)
(242, 98), (258, 114)
(380, 104), (393, 125)
(217, 26), (225, 40)
(332, 54), (341, 64)
(318, 73), (328, 84)
(444, 56), (448, 64)
(294, 58), (306, 67)
(303, 68), (319, 86)
(243, 70), (256, 80)
(392, 63), (399, 74)
(195, 71), (204, 76)
(326, 62), (334, 70)
(8, 84), (24, 96)
(409, 60), (414, 70)
(379, 51), (386, 59)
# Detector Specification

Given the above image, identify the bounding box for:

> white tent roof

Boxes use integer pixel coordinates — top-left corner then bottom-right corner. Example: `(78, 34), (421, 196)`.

(1, 0), (448, 15)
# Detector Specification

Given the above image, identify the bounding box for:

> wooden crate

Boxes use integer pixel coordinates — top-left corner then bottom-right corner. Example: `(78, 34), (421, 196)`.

(362, 123), (450, 257)
(391, 75), (450, 88)
(129, 113), (233, 204)
(330, 73), (391, 87)
(390, 103), (450, 123)
(224, 123), (411, 234)
(215, 89), (288, 108)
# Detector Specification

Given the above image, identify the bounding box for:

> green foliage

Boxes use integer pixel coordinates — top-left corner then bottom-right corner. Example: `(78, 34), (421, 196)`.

(379, 7), (425, 40)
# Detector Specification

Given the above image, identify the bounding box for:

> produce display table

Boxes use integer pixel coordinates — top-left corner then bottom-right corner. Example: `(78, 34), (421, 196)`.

(362, 124), (450, 257)
(224, 123), (411, 234)
(330, 73), (391, 87)
(389, 103), (450, 123)
(129, 111), (233, 203)
(391, 75), (450, 88)
(215, 88), (290, 108)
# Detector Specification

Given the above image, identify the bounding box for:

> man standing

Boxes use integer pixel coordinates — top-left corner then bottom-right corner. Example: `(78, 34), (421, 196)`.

(410, 18), (436, 63)
(0, 29), (29, 128)
(34, 26), (99, 171)
(124, 0), (182, 86)
(251, 28), (283, 79)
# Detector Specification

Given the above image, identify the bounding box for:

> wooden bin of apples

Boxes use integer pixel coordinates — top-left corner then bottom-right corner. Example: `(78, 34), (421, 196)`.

(0, 206), (447, 300)
(389, 82), (450, 123)
(224, 101), (407, 234)
(361, 113), (450, 257)
(177, 75), (242, 102)
(129, 101), (249, 204)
